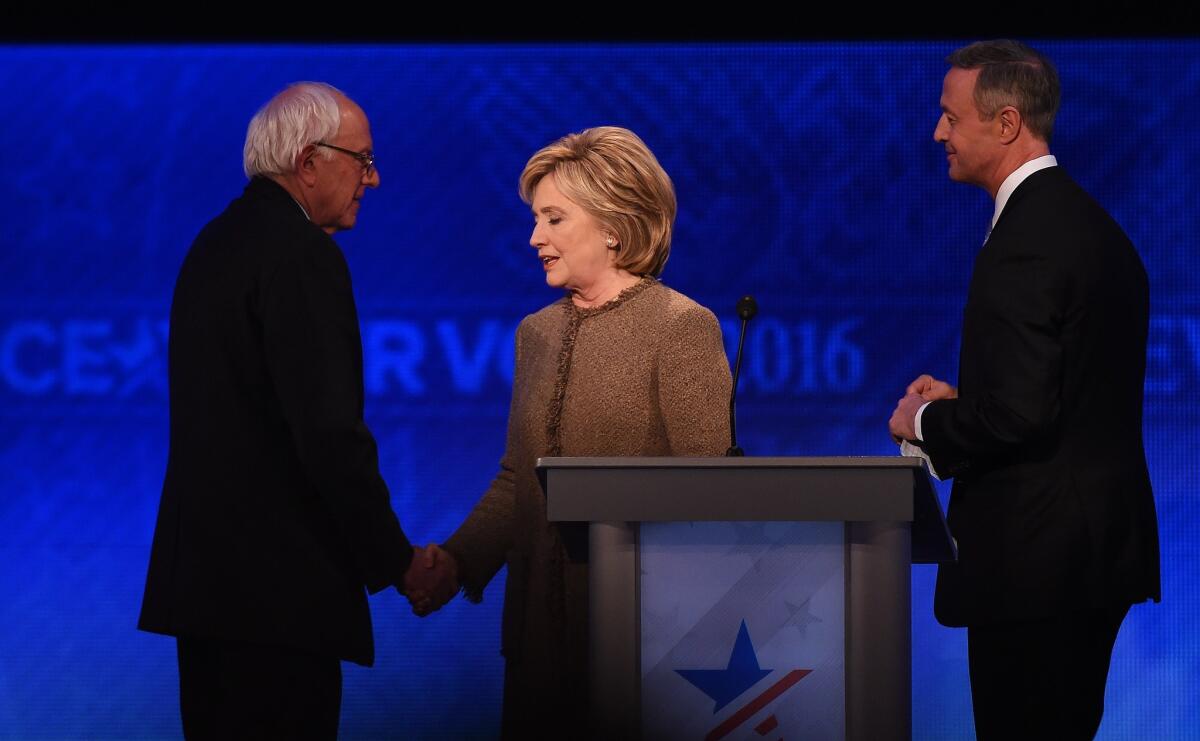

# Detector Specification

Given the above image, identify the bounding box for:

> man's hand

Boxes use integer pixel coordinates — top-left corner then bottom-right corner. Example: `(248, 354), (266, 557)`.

(891, 374), (958, 442)
(889, 391), (928, 443)
(906, 374), (957, 402)
(402, 544), (459, 617)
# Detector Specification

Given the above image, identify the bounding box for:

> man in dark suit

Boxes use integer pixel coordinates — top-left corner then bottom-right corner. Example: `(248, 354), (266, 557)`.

(889, 41), (1160, 740)
(139, 82), (455, 739)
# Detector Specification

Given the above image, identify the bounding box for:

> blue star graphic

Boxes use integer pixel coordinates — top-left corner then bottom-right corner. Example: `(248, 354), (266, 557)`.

(676, 620), (772, 713)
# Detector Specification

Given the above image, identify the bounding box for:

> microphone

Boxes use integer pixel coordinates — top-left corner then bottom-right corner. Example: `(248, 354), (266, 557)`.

(727, 295), (757, 456)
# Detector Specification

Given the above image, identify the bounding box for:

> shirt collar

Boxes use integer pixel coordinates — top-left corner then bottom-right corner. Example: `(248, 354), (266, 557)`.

(992, 154), (1058, 228)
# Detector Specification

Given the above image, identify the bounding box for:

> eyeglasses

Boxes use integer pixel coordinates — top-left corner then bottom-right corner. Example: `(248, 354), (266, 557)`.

(315, 142), (376, 174)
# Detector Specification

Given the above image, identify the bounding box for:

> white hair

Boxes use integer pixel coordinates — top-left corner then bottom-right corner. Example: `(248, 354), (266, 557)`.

(242, 82), (344, 178)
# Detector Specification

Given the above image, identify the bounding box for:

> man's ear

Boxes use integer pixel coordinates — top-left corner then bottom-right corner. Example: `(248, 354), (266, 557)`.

(997, 106), (1022, 145)
(296, 144), (320, 187)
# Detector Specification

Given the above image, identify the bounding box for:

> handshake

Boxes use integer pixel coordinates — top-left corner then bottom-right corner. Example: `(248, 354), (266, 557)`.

(401, 544), (459, 617)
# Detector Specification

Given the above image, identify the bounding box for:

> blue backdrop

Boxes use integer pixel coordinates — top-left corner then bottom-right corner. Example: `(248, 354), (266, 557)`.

(0, 42), (1196, 739)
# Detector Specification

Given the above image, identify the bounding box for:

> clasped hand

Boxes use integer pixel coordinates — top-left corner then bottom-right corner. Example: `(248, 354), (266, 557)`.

(402, 544), (459, 617)
(888, 373), (957, 442)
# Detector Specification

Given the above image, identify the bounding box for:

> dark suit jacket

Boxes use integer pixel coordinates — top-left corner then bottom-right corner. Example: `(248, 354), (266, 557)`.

(138, 177), (412, 666)
(923, 166), (1160, 627)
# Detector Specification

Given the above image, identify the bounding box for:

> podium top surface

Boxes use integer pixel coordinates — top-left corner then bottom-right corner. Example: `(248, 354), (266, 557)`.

(537, 455), (926, 470)
(537, 455), (955, 563)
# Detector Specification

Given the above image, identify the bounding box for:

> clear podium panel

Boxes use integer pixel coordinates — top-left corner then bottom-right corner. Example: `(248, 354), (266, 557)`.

(640, 521), (845, 739)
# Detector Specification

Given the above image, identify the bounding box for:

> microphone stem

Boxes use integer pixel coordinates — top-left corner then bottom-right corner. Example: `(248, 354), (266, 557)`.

(727, 316), (749, 456)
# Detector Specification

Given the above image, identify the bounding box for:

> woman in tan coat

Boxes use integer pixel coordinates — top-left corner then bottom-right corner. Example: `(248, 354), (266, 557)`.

(421, 126), (730, 736)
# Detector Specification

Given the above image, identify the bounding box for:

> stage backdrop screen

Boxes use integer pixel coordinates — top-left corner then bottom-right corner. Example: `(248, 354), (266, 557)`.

(0, 42), (1196, 739)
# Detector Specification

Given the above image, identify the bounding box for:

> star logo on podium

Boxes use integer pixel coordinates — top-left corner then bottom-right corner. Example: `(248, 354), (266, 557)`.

(676, 621), (772, 713)
(676, 620), (813, 740)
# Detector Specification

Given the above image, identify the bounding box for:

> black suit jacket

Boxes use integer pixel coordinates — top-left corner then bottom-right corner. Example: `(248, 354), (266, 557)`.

(139, 177), (412, 666)
(923, 166), (1160, 627)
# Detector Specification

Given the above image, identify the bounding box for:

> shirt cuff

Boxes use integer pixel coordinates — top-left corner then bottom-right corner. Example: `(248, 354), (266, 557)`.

(914, 401), (931, 442)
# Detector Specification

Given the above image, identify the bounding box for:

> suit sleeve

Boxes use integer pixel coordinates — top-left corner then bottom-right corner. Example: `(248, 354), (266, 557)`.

(921, 243), (1067, 476)
(657, 304), (733, 455)
(259, 232), (413, 594)
(442, 321), (525, 602)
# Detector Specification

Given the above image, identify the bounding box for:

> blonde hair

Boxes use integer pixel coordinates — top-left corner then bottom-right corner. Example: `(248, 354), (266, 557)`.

(519, 126), (676, 277)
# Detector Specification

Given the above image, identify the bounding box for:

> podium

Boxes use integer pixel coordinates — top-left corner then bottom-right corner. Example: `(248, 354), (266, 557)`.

(537, 456), (954, 741)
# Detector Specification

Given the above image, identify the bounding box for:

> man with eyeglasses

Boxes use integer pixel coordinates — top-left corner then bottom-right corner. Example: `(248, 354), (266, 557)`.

(138, 82), (455, 739)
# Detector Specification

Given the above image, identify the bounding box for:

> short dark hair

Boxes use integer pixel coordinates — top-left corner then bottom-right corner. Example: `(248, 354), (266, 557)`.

(947, 39), (1060, 143)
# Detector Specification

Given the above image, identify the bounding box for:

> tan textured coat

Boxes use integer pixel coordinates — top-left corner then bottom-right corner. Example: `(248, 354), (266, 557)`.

(445, 277), (731, 733)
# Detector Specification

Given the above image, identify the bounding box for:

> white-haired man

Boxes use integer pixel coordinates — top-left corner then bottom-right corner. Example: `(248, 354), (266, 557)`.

(139, 82), (454, 738)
